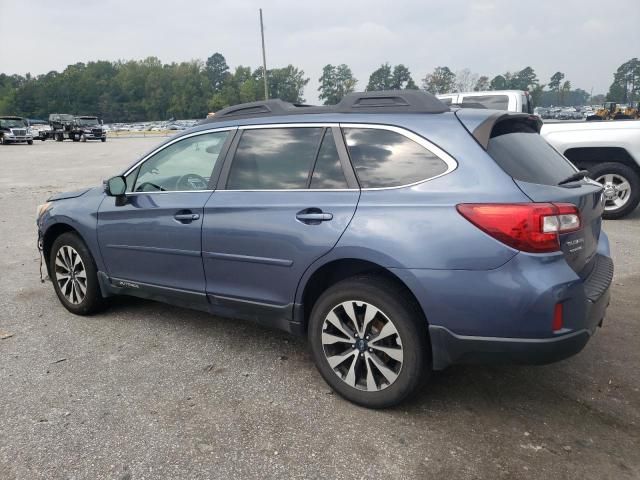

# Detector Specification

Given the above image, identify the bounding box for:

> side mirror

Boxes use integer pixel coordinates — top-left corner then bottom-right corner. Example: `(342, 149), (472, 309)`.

(105, 176), (126, 196)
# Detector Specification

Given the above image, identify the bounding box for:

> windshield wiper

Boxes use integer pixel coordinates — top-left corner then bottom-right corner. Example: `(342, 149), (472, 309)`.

(558, 169), (590, 186)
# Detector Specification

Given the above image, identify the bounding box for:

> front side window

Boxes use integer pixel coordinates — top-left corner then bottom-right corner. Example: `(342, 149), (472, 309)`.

(227, 127), (323, 190)
(132, 131), (229, 192)
(343, 128), (448, 188)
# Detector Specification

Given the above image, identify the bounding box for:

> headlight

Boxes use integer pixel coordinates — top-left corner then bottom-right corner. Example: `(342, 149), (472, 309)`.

(36, 202), (52, 219)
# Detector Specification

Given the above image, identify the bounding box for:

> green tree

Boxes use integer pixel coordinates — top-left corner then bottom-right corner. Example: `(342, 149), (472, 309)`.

(390, 64), (418, 90)
(489, 74), (507, 90)
(318, 64), (357, 105)
(366, 63), (393, 91)
(421, 66), (456, 94)
(560, 80), (571, 106)
(607, 58), (640, 103)
(205, 53), (230, 92)
(474, 75), (490, 91)
(548, 71), (565, 105)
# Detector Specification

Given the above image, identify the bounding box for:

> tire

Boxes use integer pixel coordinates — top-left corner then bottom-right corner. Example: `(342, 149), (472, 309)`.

(101, 138), (106, 142)
(81, 134), (87, 143)
(0, 135), (5, 145)
(40, 137), (46, 142)
(27, 140), (33, 145)
(589, 162), (640, 219)
(56, 133), (63, 142)
(49, 232), (107, 315)
(308, 274), (430, 408)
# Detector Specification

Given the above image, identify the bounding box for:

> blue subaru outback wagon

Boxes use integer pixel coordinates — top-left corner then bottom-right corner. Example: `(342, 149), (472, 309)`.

(37, 91), (613, 408)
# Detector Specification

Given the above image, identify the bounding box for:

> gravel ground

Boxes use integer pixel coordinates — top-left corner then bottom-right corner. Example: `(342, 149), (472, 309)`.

(0, 138), (639, 480)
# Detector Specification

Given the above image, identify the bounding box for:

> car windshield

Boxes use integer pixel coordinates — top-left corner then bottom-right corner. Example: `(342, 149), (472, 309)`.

(77, 118), (99, 125)
(1, 119), (26, 128)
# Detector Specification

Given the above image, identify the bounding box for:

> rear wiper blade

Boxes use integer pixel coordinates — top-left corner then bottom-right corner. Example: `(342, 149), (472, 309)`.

(557, 170), (590, 186)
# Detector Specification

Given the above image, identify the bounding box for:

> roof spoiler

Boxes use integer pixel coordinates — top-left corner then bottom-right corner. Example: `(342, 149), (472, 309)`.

(455, 109), (543, 150)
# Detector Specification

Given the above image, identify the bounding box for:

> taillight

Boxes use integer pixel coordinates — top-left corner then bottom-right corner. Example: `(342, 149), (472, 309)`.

(456, 203), (581, 253)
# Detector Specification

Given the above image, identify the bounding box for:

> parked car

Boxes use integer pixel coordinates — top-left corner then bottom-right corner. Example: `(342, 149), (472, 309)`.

(437, 90), (533, 113)
(74, 116), (107, 142)
(0, 116), (33, 144)
(27, 118), (51, 141)
(541, 119), (640, 218)
(37, 91), (613, 408)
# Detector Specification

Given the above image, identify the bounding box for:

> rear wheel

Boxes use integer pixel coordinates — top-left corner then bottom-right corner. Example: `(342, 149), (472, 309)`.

(308, 275), (430, 408)
(49, 232), (107, 315)
(590, 162), (640, 219)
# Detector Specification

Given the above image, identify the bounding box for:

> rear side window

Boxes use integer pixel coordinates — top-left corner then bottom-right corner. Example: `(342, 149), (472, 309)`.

(227, 127), (323, 190)
(343, 128), (448, 188)
(462, 95), (509, 110)
(310, 129), (348, 189)
(487, 130), (577, 185)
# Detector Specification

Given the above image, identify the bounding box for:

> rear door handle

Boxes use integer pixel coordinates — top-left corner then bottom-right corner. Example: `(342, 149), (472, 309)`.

(296, 209), (333, 224)
(174, 212), (200, 222)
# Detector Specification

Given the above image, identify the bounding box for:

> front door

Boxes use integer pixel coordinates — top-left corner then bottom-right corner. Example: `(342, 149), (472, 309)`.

(202, 126), (359, 323)
(98, 129), (233, 299)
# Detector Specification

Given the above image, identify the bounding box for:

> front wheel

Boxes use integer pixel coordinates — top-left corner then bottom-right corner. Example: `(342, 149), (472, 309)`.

(101, 137), (106, 142)
(308, 275), (430, 408)
(49, 232), (107, 315)
(590, 162), (640, 219)
(27, 140), (33, 145)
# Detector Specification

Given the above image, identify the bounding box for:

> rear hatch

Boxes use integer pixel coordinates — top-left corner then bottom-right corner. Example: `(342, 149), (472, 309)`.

(458, 111), (604, 279)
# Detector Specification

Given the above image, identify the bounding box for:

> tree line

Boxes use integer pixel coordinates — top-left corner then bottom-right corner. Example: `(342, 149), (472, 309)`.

(0, 53), (637, 122)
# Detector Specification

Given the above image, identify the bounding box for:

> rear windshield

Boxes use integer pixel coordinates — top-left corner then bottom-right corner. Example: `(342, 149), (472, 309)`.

(487, 132), (577, 185)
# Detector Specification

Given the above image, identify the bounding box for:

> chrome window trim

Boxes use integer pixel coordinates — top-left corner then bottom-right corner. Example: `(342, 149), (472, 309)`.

(122, 126), (237, 178)
(222, 122), (458, 192)
(126, 190), (215, 196)
(339, 123), (458, 191)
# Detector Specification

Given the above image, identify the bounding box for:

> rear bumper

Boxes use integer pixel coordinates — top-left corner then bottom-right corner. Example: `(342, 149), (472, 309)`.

(426, 255), (612, 370)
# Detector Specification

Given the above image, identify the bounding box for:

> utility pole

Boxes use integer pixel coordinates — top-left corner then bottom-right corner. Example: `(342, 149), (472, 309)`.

(259, 8), (268, 100)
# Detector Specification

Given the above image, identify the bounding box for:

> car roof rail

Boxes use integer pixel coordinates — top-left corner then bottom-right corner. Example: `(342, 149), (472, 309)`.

(204, 90), (449, 123)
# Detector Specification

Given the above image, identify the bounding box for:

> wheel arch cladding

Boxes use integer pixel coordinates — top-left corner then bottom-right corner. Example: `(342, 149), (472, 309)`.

(298, 258), (427, 333)
(42, 223), (82, 274)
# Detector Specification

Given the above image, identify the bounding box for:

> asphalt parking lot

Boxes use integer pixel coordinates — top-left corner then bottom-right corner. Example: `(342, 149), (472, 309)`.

(0, 138), (639, 480)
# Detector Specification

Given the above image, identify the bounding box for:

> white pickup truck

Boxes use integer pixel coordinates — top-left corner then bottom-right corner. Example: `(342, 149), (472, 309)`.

(541, 120), (640, 219)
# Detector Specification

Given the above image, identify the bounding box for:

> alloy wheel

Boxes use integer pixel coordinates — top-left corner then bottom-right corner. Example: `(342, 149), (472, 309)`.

(596, 173), (632, 211)
(54, 245), (87, 304)
(321, 300), (403, 392)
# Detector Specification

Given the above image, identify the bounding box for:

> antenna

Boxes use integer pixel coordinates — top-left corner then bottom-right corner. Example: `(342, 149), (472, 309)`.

(259, 9), (268, 100)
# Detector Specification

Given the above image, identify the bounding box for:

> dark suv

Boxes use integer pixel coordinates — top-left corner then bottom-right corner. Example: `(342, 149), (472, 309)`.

(37, 91), (613, 408)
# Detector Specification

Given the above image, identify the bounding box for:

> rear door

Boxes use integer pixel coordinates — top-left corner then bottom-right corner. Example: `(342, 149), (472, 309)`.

(485, 123), (604, 278)
(202, 125), (359, 322)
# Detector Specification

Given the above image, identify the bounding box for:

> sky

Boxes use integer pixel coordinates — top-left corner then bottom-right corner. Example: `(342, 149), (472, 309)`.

(1, 0), (639, 102)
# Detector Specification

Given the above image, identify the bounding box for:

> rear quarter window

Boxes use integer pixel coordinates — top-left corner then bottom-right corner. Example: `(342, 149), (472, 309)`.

(342, 127), (449, 188)
(487, 130), (577, 185)
(462, 95), (509, 110)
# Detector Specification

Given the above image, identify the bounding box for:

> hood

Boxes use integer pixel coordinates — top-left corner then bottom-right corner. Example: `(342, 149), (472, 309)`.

(48, 187), (93, 201)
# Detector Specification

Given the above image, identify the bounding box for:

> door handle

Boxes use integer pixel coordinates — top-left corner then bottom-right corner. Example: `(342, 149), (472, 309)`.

(174, 212), (200, 222)
(296, 209), (333, 224)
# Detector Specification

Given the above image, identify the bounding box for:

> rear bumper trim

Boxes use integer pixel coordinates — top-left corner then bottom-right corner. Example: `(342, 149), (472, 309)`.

(429, 325), (592, 370)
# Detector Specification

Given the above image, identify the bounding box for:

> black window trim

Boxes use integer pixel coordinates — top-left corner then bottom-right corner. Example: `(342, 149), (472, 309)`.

(122, 126), (237, 195)
(339, 123), (458, 190)
(217, 123), (359, 191)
